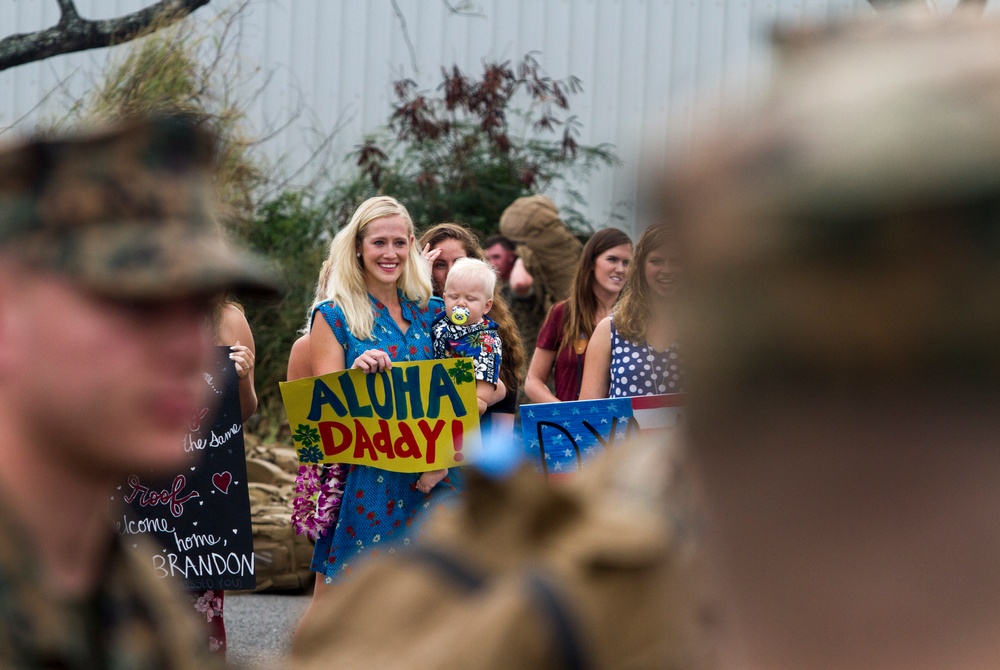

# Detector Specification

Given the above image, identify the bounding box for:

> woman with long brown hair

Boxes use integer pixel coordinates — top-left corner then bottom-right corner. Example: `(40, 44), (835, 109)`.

(418, 223), (525, 443)
(524, 228), (632, 402)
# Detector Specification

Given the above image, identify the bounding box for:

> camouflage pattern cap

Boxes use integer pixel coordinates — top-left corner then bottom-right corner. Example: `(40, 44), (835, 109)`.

(666, 9), (1000, 399)
(0, 116), (280, 299)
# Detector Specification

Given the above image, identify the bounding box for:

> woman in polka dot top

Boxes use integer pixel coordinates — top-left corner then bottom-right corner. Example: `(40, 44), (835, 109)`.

(578, 223), (683, 398)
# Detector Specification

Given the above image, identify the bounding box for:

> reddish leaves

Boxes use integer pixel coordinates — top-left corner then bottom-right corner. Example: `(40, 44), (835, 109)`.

(363, 54), (586, 189)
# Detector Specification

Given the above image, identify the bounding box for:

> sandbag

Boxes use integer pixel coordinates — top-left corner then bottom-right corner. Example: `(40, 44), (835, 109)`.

(251, 506), (314, 592)
(246, 444), (314, 593)
(246, 458), (296, 487)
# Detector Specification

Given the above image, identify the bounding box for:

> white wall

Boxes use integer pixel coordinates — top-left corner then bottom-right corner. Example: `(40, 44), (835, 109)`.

(1, 0), (895, 229)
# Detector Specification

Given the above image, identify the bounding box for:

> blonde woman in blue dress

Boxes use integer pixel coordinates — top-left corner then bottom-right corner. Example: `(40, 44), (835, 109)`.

(299, 197), (454, 604)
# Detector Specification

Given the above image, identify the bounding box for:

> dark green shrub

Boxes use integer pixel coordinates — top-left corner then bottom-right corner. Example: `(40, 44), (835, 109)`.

(237, 191), (332, 437)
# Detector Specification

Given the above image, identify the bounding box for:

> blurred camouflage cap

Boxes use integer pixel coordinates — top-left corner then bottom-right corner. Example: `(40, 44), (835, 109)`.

(666, 9), (1000, 398)
(0, 115), (280, 299)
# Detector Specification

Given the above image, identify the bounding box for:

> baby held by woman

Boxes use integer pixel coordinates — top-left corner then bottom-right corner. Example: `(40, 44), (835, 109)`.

(417, 258), (504, 493)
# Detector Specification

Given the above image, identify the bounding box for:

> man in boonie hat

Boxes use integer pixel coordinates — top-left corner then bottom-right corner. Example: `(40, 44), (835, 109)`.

(665, 7), (1000, 670)
(0, 116), (277, 668)
(498, 194), (582, 364)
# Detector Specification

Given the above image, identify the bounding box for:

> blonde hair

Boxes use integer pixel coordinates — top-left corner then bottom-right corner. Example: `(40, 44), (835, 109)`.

(312, 196), (432, 340)
(445, 257), (497, 298)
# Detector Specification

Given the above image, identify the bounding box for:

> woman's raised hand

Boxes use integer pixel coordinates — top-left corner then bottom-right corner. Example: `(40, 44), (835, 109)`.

(421, 243), (442, 267)
(351, 349), (392, 373)
(229, 340), (254, 379)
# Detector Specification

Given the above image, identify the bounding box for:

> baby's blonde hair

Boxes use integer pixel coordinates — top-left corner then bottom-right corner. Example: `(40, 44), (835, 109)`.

(445, 257), (496, 298)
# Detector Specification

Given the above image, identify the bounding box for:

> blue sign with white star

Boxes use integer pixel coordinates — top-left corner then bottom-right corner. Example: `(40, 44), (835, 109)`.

(521, 394), (684, 477)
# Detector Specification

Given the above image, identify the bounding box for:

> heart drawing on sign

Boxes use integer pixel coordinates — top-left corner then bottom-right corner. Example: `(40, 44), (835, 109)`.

(212, 471), (233, 494)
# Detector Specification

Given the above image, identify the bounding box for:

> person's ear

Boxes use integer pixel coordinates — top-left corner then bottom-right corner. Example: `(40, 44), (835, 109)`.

(484, 298), (493, 314)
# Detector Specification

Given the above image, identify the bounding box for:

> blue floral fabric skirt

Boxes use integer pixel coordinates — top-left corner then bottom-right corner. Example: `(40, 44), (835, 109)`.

(310, 464), (462, 581)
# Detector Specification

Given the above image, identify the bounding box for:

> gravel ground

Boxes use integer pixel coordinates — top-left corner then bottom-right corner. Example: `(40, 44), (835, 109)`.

(225, 591), (312, 668)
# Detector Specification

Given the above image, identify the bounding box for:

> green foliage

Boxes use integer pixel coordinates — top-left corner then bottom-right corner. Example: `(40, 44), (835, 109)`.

(62, 12), (261, 227)
(329, 54), (620, 236)
(237, 191), (332, 436)
(58, 11), (325, 437)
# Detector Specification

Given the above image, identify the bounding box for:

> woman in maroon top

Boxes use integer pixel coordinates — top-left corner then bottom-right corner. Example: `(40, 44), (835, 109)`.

(524, 228), (632, 402)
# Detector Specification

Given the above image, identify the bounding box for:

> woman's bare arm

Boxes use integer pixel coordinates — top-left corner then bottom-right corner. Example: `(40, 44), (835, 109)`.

(309, 315), (347, 376)
(287, 334), (312, 381)
(524, 347), (560, 403)
(217, 303), (257, 423)
(578, 317), (613, 400)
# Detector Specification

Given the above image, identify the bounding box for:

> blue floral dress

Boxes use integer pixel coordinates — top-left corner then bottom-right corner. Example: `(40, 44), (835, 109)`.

(310, 293), (459, 581)
(608, 319), (683, 397)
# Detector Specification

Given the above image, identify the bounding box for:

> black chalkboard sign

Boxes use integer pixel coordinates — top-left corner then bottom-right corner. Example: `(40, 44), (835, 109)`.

(110, 346), (256, 591)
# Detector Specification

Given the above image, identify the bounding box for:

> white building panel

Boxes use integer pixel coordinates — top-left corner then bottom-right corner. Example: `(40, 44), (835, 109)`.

(7, 0), (961, 230)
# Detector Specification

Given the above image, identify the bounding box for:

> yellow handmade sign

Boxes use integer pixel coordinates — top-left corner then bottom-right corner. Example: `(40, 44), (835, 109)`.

(280, 359), (481, 473)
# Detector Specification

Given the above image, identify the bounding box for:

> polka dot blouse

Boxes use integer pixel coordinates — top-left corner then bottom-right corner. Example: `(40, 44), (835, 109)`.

(608, 318), (683, 397)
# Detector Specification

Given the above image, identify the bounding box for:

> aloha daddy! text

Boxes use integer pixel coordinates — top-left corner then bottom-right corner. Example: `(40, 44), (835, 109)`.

(288, 360), (479, 471)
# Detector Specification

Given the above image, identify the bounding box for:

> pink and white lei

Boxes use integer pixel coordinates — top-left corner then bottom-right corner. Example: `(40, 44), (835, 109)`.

(292, 464), (345, 541)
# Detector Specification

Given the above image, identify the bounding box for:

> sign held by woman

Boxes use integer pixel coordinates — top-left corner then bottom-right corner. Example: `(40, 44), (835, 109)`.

(281, 358), (481, 473)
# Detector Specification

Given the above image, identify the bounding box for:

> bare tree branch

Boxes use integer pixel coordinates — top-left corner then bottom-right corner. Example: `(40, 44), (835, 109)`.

(56, 0), (81, 23)
(389, 0), (420, 74)
(389, 0), (483, 74)
(442, 0), (485, 18)
(0, 0), (213, 72)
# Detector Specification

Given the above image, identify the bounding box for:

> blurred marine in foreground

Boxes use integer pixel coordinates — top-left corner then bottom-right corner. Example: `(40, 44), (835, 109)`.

(0, 117), (276, 667)
(292, 440), (711, 669)
(667, 8), (1000, 670)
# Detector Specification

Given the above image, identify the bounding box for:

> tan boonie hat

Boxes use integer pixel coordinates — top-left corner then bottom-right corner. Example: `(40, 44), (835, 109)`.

(0, 115), (279, 299)
(665, 8), (1000, 401)
(499, 194), (582, 303)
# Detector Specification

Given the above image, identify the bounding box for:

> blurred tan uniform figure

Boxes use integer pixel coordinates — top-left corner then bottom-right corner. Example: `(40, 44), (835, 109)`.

(666, 9), (1000, 670)
(499, 195), (583, 358)
(292, 437), (713, 670)
(0, 117), (277, 668)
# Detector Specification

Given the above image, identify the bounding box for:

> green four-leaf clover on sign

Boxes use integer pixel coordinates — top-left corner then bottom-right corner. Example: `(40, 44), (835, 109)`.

(293, 423), (320, 447)
(449, 359), (474, 385)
